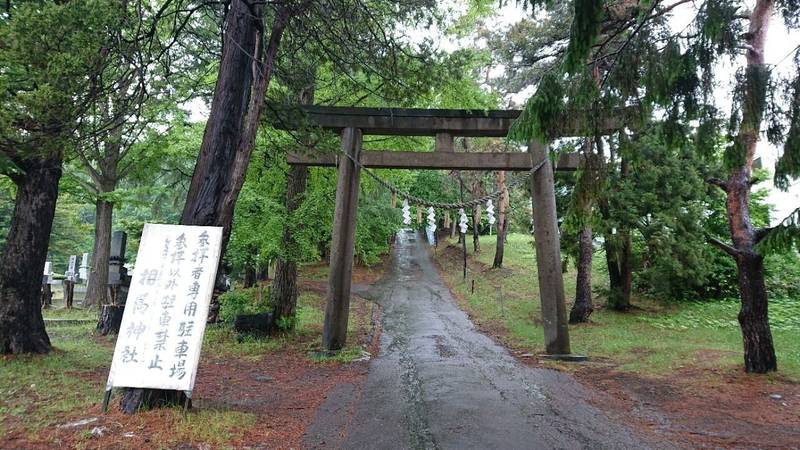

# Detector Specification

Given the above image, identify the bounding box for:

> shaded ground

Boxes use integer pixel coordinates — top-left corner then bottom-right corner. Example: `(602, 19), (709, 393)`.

(575, 366), (800, 449)
(0, 264), (382, 450)
(305, 231), (657, 449)
(434, 236), (800, 450)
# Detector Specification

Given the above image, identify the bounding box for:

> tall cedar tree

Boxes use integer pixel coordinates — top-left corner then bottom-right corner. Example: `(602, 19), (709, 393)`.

(0, 1), (125, 354)
(510, 0), (800, 372)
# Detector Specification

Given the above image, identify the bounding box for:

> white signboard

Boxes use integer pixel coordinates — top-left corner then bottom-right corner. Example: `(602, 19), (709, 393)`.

(106, 224), (223, 393)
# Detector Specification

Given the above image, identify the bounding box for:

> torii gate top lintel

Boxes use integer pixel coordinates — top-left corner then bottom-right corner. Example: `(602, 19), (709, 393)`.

(273, 104), (632, 138)
(272, 104), (633, 172)
(292, 105), (517, 137)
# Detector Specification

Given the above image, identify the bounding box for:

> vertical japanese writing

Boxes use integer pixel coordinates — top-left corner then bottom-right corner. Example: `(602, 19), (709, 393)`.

(169, 232), (207, 381)
(148, 236), (178, 372)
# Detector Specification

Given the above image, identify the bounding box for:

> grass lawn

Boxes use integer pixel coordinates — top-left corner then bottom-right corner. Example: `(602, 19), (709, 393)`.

(434, 233), (800, 380)
(0, 263), (377, 448)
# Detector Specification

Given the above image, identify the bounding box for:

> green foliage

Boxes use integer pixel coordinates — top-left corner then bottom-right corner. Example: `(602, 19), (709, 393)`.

(563, 0), (604, 73)
(508, 72), (565, 142)
(46, 192), (95, 270)
(218, 289), (270, 324)
(226, 150), (287, 277)
(0, 0), (121, 162)
(758, 207), (800, 254)
(0, 177), (14, 251)
(764, 248), (800, 298)
(775, 67), (800, 189)
(696, 0), (743, 58)
(778, 0), (800, 28)
(354, 190), (399, 266)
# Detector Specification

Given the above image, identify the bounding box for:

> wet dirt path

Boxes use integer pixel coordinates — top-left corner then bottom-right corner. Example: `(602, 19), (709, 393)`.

(305, 231), (656, 450)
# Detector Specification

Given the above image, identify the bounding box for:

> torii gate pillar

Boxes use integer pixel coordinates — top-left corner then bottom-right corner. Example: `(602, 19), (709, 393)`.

(529, 140), (571, 355)
(322, 127), (362, 351)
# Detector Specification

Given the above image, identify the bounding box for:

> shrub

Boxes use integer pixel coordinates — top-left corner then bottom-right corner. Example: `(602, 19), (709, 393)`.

(218, 288), (270, 323)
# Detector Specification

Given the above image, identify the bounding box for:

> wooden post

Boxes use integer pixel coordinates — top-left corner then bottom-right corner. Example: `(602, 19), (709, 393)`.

(529, 140), (571, 355)
(64, 280), (75, 309)
(322, 127), (362, 352)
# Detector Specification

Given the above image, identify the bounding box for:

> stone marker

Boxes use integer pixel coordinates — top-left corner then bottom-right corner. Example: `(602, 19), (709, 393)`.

(64, 255), (77, 309)
(79, 252), (89, 283)
(67, 255), (77, 282)
(40, 261), (53, 309)
(108, 231), (128, 288)
(98, 231), (131, 335)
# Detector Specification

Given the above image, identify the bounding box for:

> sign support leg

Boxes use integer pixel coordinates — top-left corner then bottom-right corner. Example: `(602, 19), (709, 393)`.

(102, 388), (112, 413)
(183, 391), (192, 416)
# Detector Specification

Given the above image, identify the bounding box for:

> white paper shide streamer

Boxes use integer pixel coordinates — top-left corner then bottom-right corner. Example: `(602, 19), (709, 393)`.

(402, 199), (411, 225)
(458, 208), (468, 234)
(427, 207), (436, 233)
(486, 199), (496, 226)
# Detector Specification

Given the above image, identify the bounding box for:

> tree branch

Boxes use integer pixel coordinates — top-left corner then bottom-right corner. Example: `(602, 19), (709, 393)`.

(754, 227), (773, 244)
(706, 177), (729, 192)
(707, 236), (740, 257)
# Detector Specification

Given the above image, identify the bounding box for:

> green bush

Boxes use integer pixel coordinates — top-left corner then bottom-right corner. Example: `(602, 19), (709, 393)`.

(765, 250), (800, 299)
(218, 289), (270, 323)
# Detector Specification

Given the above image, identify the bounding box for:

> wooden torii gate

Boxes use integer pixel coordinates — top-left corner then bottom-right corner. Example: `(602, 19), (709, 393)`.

(277, 105), (629, 357)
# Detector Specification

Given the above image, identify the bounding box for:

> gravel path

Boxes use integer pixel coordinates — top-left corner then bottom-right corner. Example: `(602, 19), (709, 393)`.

(305, 230), (656, 450)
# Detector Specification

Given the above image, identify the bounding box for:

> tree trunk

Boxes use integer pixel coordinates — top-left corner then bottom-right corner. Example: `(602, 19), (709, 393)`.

(735, 250), (776, 372)
(64, 280), (75, 309)
(492, 171), (508, 268)
(569, 227), (594, 323)
(97, 304), (124, 335)
(270, 164), (308, 329)
(604, 231), (631, 311)
(40, 283), (53, 309)
(180, 0), (260, 230)
(84, 198), (113, 307)
(472, 204), (481, 253)
(0, 155), (61, 354)
(717, 0), (777, 373)
(602, 229), (620, 302)
(620, 230), (633, 307)
(120, 389), (189, 415)
(257, 262), (269, 281)
(600, 156), (632, 311)
(182, 2), (288, 323)
(123, 1), (292, 413)
(243, 265), (256, 288)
